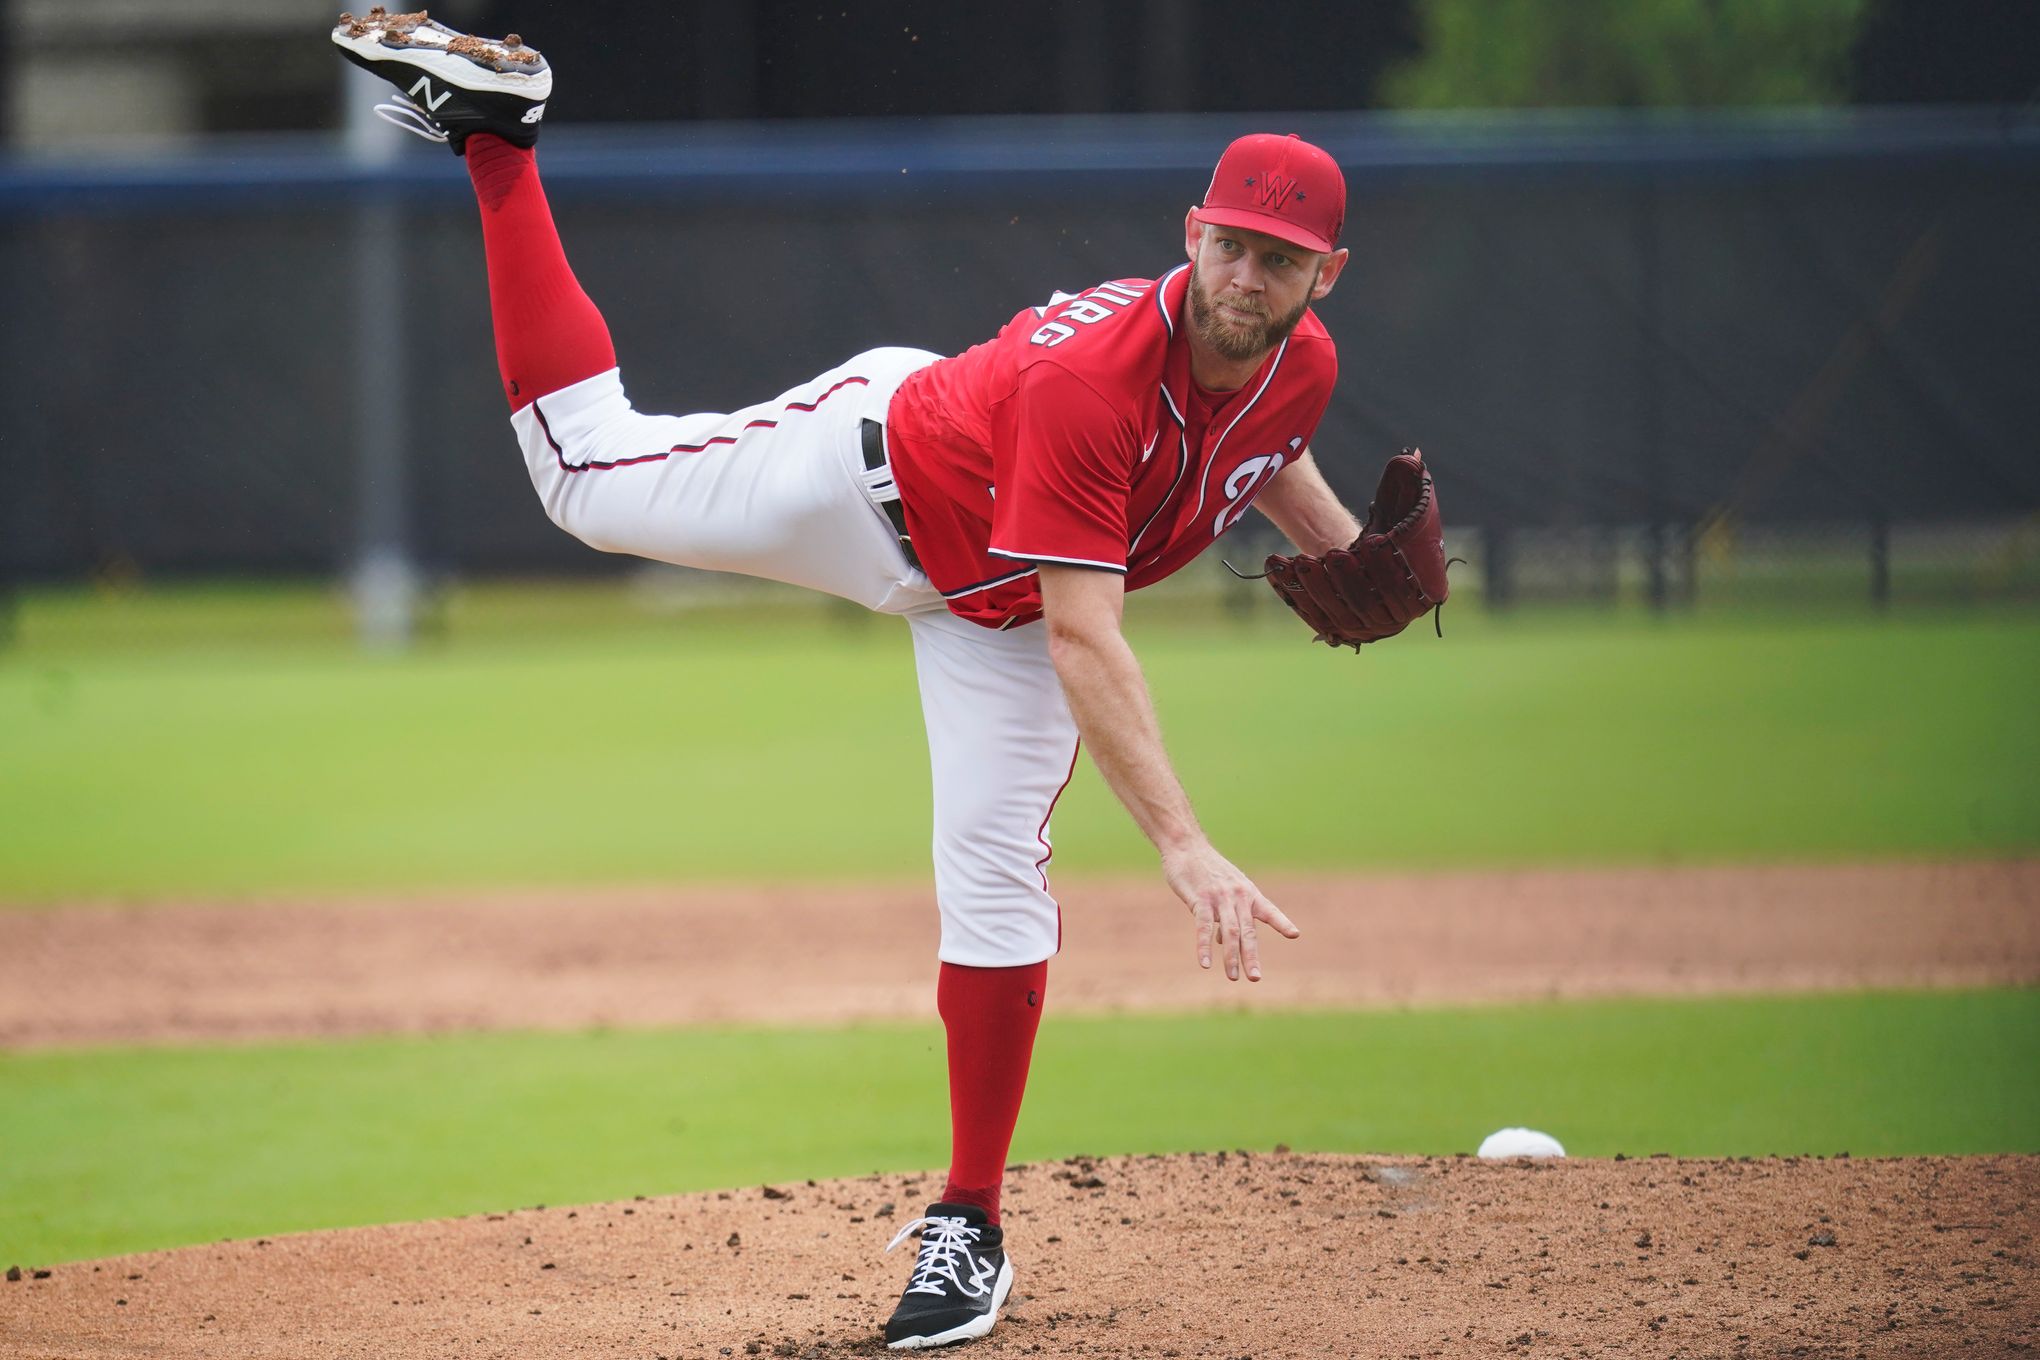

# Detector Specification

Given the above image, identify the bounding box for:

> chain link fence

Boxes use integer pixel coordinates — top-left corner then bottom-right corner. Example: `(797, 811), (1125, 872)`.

(2, 109), (2034, 640)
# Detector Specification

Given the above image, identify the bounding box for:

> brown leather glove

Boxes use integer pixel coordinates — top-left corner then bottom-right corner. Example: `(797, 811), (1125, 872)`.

(1264, 449), (1450, 649)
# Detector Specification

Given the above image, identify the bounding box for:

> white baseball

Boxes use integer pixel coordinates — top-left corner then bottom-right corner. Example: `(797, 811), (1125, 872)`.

(1478, 1127), (1566, 1159)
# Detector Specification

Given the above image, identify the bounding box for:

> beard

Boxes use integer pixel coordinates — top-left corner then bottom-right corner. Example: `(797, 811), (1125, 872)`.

(1187, 261), (1317, 363)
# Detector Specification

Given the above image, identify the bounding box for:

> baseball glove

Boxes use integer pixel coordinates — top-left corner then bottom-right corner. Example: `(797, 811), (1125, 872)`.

(1263, 448), (1451, 649)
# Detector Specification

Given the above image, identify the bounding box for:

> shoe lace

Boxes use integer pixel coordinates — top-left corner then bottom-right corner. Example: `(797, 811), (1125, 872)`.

(886, 1215), (997, 1299)
(371, 95), (450, 144)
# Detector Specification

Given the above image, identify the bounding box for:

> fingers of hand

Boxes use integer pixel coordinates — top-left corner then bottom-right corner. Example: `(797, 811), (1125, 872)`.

(1210, 902), (1251, 981)
(1255, 898), (1302, 939)
(1237, 910), (1261, 981)
(1176, 850), (1284, 980)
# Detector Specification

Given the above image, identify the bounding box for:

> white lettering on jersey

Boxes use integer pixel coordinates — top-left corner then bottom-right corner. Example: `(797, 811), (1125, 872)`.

(1028, 281), (1154, 348)
(408, 76), (452, 112)
(521, 104), (547, 124)
(1212, 438), (1304, 537)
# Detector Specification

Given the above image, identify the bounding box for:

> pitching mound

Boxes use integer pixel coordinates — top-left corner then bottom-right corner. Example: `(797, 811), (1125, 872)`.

(6, 1153), (2034, 1359)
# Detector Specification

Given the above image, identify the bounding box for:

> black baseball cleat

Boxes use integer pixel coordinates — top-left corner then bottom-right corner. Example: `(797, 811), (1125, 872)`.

(330, 7), (552, 154)
(882, 1203), (1015, 1349)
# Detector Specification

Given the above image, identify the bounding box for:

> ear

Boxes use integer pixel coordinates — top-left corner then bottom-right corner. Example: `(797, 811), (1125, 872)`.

(1183, 208), (1204, 263)
(1310, 247), (1350, 301)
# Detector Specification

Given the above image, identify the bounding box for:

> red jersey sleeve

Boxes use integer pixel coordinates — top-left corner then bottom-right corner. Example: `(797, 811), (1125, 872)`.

(987, 364), (1137, 572)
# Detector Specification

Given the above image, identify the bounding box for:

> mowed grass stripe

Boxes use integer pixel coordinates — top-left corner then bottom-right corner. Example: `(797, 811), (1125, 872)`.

(3, 989), (2035, 1265)
(2, 606), (2035, 899)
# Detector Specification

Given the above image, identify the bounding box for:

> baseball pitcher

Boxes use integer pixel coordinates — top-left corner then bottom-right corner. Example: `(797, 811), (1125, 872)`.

(333, 9), (1449, 1349)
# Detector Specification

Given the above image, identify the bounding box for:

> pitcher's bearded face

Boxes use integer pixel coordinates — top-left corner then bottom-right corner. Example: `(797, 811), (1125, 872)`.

(1188, 254), (1318, 363)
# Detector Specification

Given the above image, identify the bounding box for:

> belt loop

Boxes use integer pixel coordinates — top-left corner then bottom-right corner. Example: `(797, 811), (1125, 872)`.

(859, 417), (922, 573)
(859, 418), (899, 503)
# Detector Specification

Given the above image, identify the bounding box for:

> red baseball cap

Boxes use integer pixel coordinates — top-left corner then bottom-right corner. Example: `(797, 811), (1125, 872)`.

(1193, 132), (1346, 255)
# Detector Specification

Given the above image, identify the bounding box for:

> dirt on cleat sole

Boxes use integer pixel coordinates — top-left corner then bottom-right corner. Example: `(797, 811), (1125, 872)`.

(335, 7), (542, 72)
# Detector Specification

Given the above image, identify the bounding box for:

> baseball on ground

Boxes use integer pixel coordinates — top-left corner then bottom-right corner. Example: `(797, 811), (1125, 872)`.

(1478, 1127), (1566, 1159)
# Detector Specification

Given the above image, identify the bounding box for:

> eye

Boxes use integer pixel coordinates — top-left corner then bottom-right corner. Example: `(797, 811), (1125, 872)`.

(1217, 237), (1240, 254)
(1268, 252), (1292, 269)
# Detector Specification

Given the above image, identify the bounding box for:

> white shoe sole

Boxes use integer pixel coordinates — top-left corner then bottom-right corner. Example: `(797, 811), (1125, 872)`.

(885, 1257), (1015, 1350)
(330, 19), (553, 101)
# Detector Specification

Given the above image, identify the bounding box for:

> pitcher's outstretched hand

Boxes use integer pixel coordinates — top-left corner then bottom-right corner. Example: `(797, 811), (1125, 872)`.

(1161, 842), (1300, 982)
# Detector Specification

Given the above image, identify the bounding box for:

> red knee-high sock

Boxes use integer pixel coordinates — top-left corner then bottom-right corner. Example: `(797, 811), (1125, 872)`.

(937, 960), (1047, 1225)
(465, 133), (617, 411)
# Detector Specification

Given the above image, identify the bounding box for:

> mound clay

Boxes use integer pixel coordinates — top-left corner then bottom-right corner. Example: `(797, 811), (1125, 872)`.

(5, 859), (2037, 1356)
(6, 1152), (2035, 1359)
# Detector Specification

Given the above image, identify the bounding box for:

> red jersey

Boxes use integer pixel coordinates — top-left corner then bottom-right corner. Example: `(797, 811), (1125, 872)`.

(885, 264), (1338, 629)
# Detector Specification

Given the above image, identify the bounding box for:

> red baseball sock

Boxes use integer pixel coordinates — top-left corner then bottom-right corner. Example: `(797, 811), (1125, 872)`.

(936, 959), (1048, 1225)
(465, 133), (617, 411)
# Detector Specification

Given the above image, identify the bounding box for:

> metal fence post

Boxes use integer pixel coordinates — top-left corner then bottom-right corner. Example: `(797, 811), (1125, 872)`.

(1485, 524), (1514, 608)
(1678, 521), (1698, 607)
(1637, 174), (1670, 613)
(1870, 513), (1891, 610)
(1644, 521), (1668, 611)
(343, 63), (418, 650)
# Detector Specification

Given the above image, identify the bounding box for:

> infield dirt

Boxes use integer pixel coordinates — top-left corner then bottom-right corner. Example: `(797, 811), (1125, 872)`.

(4, 859), (2037, 1358)
(3, 859), (2035, 1047)
(4, 1152), (2035, 1359)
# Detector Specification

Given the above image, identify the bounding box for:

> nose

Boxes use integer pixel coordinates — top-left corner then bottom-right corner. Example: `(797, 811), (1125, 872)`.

(1228, 258), (1267, 295)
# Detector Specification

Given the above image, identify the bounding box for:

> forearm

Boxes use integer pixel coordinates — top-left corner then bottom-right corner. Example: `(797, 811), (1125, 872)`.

(1036, 564), (1298, 981)
(1046, 624), (1203, 856)
(1255, 449), (1360, 555)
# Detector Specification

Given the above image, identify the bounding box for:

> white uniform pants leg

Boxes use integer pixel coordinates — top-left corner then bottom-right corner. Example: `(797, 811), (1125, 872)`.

(507, 347), (941, 615)
(507, 347), (1076, 969)
(906, 608), (1080, 968)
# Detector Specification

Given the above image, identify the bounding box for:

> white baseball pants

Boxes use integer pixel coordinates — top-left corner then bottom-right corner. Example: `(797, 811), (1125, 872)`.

(509, 348), (1077, 967)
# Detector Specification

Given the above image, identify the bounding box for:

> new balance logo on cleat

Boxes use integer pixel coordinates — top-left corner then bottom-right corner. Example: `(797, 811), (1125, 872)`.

(882, 1203), (1015, 1349)
(330, 7), (554, 155)
(408, 77), (451, 112)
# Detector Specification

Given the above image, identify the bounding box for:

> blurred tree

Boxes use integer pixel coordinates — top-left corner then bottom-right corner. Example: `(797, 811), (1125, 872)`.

(1381, 0), (1869, 108)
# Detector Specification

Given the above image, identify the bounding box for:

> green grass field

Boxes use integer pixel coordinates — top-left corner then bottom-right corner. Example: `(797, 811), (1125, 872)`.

(2, 585), (2035, 899)
(3, 989), (2035, 1265)
(3, 585), (2036, 1270)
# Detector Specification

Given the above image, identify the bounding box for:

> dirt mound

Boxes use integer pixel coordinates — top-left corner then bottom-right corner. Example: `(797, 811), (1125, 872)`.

(4, 1152), (2033, 1359)
(5, 859), (2036, 1048)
